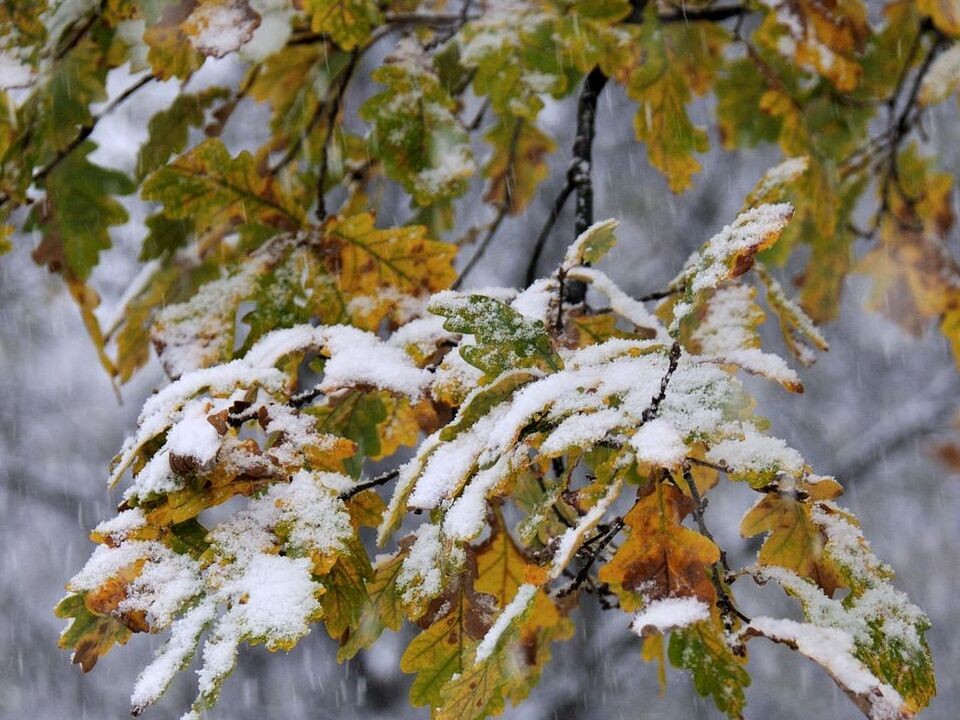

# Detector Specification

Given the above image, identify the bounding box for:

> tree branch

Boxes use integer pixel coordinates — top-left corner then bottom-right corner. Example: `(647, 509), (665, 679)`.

(32, 73), (155, 185)
(679, 464), (751, 629)
(524, 178), (575, 286)
(565, 67), (609, 306)
(339, 468), (400, 500)
(316, 50), (360, 221)
(556, 517), (625, 598)
(641, 341), (681, 423)
(452, 203), (509, 289)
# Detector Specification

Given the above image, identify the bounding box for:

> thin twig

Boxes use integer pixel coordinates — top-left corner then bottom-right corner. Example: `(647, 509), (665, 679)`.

(316, 50), (360, 221)
(524, 178), (575, 285)
(453, 115), (522, 288)
(423, 0), (475, 51)
(640, 341), (681, 423)
(637, 286), (683, 302)
(679, 464), (751, 627)
(452, 203), (509, 289)
(33, 74), (155, 184)
(340, 469), (400, 500)
(466, 97), (490, 131)
(54, 9), (100, 60)
(557, 517), (625, 598)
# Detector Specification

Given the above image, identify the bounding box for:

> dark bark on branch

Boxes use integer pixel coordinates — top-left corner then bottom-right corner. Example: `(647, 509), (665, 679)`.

(679, 464), (751, 630)
(557, 517), (625, 598)
(33, 74), (155, 185)
(339, 468), (400, 500)
(565, 67), (609, 306)
(640, 341), (681, 423)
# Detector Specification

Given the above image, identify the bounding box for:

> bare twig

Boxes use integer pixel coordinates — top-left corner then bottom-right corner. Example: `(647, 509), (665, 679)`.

(316, 50), (360, 221)
(557, 517), (625, 598)
(339, 468), (400, 500)
(679, 464), (751, 628)
(640, 341), (682, 423)
(452, 203), (509, 289)
(454, 116), (522, 288)
(637, 286), (683, 302)
(524, 178), (575, 285)
(33, 74), (155, 185)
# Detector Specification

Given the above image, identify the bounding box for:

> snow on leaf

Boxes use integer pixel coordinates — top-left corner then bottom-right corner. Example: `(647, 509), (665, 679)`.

(630, 596), (710, 637)
(182, 0), (261, 58)
(360, 38), (475, 206)
(429, 291), (563, 379)
(630, 417), (687, 469)
(475, 584), (538, 663)
(691, 284), (804, 392)
(457, 0), (564, 120)
(707, 425), (806, 486)
(744, 156), (809, 208)
(756, 264), (829, 366)
(550, 480), (622, 578)
(919, 41), (960, 107)
(752, 562), (935, 715)
(561, 218), (619, 271)
(130, 602), (216, 712)
(742, 618), (907, 720)
(757, 0), (869, 92)
(670, 203), (795, 332)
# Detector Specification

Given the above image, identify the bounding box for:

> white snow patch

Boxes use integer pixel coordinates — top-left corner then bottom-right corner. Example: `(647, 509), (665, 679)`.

(475, 584), (538, 662)
(631, 597), (710, 636)
(630, 418), (686, 468)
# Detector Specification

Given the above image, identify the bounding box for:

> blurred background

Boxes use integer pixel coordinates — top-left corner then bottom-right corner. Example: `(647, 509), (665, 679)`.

(2, 46), (959, 720)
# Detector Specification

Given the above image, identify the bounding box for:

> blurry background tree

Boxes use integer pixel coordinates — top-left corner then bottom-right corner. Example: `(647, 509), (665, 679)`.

(2, 1), (960, 719)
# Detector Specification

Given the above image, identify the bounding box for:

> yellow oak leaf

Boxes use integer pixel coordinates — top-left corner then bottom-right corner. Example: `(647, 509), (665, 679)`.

(400, 572), (497, 707)
(599, 483), (720, 612)
(740, 476), (845, 595)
